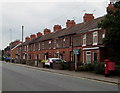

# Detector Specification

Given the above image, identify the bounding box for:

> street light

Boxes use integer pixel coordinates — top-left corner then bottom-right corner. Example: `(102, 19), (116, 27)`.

(21, 25), (24, 64)
(10, 29), (12, 63)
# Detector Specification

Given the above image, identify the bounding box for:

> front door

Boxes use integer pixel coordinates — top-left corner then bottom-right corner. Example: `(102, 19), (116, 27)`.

(93, 52), (97, 63)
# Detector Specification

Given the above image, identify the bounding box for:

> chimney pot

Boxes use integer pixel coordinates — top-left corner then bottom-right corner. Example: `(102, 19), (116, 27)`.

(37, 32), (42, 37)
(53, 25), (62, 31)
(30, 34), (36, 39)
(25, 37), (30, 41)
(44, 29), (51, 35)
(83, 13), (94, 22)
(66, 20), (76, 28)
(107, 2), (117, 12)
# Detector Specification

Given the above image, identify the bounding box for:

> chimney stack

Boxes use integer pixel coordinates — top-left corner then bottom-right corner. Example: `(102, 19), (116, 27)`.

(83, 13), (94, 22)
(107, 2), (117, 12)
(66, 20), (76, 28)
(53, 25), (62, 31)
(44, 28), (51, 35)
(25, 37), (30, 41)
(37, 32), (42, 37)
(30, 34), (36, 39)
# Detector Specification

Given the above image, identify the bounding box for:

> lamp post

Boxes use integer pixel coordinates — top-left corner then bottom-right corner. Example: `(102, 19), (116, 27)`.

(21, 25), (24, 64)
(10, 29), (12, 62)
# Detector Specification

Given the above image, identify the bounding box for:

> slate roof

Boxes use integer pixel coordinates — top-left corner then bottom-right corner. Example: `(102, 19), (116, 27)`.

(24, 16), (104, 44)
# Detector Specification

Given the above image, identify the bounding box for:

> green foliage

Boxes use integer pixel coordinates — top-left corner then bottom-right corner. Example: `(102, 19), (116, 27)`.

(79, 63), (95, 71)
(28, 60), (35, 66)
(78, 62), (105, 74)
(79, 65), (87, 71)
(114, 1), (120, 8)
(115, 65), (120, 70)
(94, 62), (105, 74)
(41, 60), (46, 63)
(86, 63), (95, 71)
(98, 1), (120, 49)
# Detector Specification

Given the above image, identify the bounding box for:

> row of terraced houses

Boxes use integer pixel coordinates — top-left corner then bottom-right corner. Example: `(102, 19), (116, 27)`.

(3, 3), (115, 65)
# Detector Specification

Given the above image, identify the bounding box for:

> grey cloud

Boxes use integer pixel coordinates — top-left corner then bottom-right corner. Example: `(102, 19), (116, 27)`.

(2, 1), (108, 49)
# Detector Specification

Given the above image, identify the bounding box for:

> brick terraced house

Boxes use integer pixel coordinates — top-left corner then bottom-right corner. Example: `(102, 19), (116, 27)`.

(9, 3), (115, 65)
(3, 40), (22, 61)
(16, 14), (106, 65)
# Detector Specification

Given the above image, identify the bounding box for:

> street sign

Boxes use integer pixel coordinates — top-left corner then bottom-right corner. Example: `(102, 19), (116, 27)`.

(73, 49), (79, 55)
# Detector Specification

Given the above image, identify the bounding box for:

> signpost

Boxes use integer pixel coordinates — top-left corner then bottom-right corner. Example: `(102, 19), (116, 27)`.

(73, 49), (79, 71)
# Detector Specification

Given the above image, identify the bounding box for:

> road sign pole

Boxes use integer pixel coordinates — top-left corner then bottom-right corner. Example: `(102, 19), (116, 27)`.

(75, 54), (77, 71)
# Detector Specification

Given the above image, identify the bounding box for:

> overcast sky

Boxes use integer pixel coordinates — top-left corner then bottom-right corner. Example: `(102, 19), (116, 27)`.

(1, 0), (110, 50)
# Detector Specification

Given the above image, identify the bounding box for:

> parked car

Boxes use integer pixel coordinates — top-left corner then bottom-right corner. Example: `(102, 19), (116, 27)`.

(44, 58), (63, 67)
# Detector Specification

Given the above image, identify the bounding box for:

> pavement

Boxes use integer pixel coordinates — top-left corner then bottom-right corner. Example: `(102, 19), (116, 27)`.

(12, 62), (119, 85)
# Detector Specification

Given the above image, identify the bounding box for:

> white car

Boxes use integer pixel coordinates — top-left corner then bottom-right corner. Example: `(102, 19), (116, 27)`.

(44, 58), (63, 67)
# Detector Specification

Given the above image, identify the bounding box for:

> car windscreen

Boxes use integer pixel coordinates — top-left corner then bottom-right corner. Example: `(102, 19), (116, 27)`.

(52, 59), (62, 63)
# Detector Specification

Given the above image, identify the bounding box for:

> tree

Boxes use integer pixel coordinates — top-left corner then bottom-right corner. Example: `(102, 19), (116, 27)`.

(98, 1), (120, 63)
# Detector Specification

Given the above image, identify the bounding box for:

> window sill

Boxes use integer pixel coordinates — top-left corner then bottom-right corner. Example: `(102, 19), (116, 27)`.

(93, 43), (97, 45)
(82, 44), (86, 46)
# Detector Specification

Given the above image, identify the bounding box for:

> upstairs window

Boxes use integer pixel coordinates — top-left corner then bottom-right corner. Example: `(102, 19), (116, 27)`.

(27, 45), (28, 52)
(82, 34), (86, 46)
(42, 42), (44, 49)
(33, 44), (35, 51)
(93, 31), (98, 45)
(53, 40), (56, 49)
(49, 41), (51, 44)
(102, 33), (105, 39)
(63, 38), (66, 42)
(70, 37), (72, 46)
(38, 43), (40, 50)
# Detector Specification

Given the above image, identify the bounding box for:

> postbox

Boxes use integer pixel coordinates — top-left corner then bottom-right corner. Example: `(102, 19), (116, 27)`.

(104, 59), (115, 76)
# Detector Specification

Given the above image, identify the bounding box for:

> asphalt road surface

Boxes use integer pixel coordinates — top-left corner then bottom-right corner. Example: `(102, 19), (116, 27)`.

(1, 61), (118, 91)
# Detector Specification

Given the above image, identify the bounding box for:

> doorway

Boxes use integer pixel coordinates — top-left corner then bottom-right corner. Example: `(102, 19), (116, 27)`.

(93, 52), (97, 63)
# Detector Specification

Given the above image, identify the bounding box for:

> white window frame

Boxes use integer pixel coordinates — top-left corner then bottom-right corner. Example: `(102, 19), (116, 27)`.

(82, 34), (86, 46)
(49, 41), (51, 44)
(33, 44), (35, 51)
(54, 39), (56, 49)
(56, 43), (59, 48)
(93, 31), (98, 45)
(63, 38), (66, 42)
(54, 39), (56, 44)
(42, 42), (44, 49)
(102, 33), (105, 38)
(86, 51), (91, 64)
(27, 45), (28, 52)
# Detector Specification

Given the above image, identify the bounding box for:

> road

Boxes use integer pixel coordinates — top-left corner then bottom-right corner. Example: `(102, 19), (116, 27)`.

(1, 61), (118, 91)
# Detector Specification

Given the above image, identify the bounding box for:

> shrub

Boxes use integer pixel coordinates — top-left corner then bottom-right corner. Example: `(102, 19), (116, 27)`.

(85, 63), (95, 71)
(62, 62), (69, 70)
(79, 65), (87, 71)
(115, 65), (120, 70)
(28, 60), (35, 66)
(41, 60), (46, 63)
(94, 62), (105, 74)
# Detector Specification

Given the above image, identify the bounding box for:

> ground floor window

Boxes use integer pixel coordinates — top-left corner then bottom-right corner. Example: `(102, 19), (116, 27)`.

(86, 51), (91, 64)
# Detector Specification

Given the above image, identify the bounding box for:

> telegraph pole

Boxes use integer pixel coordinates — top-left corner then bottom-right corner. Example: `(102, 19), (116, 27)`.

(21, 25), (24, 64)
